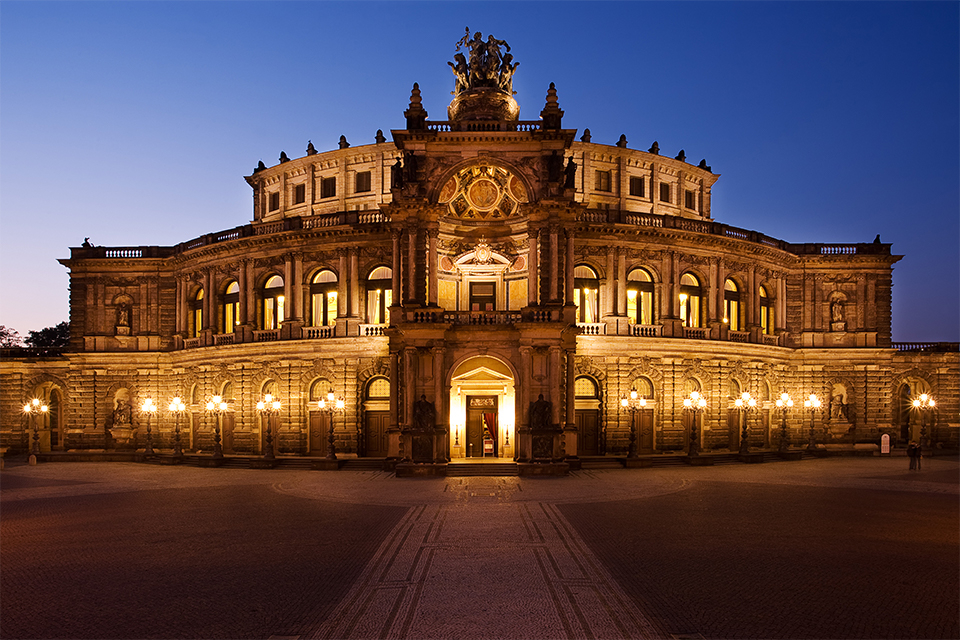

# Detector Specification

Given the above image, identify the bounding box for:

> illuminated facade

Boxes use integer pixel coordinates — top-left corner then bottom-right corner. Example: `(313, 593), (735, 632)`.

(2, 36), (957, 466)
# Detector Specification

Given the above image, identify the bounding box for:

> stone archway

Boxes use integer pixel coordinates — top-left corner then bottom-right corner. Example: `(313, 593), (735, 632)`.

(448, 355), (516, 459)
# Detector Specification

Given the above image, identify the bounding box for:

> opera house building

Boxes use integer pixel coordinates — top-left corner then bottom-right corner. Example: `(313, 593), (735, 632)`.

(2, 35), (956, 473)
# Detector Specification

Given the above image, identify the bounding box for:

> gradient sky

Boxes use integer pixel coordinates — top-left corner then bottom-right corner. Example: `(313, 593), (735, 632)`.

(1, 1), (957, 342)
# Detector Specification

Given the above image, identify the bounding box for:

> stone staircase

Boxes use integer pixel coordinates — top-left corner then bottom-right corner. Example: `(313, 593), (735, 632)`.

(446, 462), (519, 477)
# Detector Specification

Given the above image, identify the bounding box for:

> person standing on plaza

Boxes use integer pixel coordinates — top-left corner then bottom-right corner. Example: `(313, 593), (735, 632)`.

(915, 441), (922, 471)
(907, 441), (917, 470)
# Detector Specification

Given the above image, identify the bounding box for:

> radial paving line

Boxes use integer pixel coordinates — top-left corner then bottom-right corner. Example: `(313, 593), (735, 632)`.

(306, 496), (663, 640)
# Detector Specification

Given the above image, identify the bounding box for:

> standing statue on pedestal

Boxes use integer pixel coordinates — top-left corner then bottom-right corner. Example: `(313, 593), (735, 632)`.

(529, 394), (552, 430)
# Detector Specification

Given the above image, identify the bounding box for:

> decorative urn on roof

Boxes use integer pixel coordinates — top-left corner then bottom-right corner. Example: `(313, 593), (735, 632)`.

(447, 28), (520, 122)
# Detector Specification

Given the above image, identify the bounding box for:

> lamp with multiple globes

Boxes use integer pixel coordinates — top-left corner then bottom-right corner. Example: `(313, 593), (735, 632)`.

(317, 389), (345, 460)
(22, 398), (49, 456)
(140, 397), (157, 456)
(256, 393), (282, 460)
(681, 391), (707, 457)
(803, 394), (822, 450)
(204, 395), (228, 459)
(733, 392), (758, 455)
(774, 393), (794, 452)
(912, 394), (936, 446)
(167, 397), (186, 458)
(619, 389), (648, 459)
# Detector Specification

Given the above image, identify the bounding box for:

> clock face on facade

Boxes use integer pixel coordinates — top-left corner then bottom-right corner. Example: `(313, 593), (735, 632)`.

(439, 164), (527, 220)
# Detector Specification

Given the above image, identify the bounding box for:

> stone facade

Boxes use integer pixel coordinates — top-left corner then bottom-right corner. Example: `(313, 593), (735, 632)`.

(2, 40), (957, 460)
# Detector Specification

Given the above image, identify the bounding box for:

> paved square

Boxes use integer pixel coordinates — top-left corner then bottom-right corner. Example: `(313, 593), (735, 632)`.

(2, 456), (957, 639)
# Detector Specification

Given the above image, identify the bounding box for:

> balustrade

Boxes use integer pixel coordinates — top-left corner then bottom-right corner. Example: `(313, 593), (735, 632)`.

(683, 326), (708, 340)
(631, 324), (662, 337)
(728, 330), (750, 343)
(577, 323), (606, 335)
(302, 326), (334, 339)
(213, 333), (235, 345)
(253, 329), (279, 342)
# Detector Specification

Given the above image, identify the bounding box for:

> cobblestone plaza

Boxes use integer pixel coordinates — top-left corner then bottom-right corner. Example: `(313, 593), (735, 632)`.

(2, 456), (957, 639)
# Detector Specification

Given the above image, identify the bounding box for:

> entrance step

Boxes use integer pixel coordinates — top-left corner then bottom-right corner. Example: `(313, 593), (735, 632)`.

(340, 458), (387, 471)
(446, 462), (518, 477)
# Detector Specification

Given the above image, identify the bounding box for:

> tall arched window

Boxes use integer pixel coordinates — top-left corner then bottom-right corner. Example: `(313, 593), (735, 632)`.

(634, 376), (655, 399)
(724, 279), (741, 331)
(759, 285), (774, 335)
(190, 289), (203, 338)
(679, 273), (703, 328)
(262, 275), (285, 330)
(366, 266), (392, 324)
(310, 269), (338, 327)
(574, 265), (599, 323)
(222, 281), (240, 334)
(626, 268), (655, 325)
(574, 376), (599, 399)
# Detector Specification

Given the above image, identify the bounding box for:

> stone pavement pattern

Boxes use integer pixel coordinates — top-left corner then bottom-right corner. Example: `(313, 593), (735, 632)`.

(1, 457), (958, 639)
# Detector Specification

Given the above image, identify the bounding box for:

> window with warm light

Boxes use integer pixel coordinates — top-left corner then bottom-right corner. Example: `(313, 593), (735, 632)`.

(190, 289), (203, 338)
(310, 269), (338, 327)
(262, 275), (285, 330)
(366, 266), (392, 324)
(626, 268), (654, 325)
(221, 281), (240, 334)
(724, 279), (741, 331)
(573, 265), (599, 323)
(679, 273), (702, 327)
(759, 285), (774, 335)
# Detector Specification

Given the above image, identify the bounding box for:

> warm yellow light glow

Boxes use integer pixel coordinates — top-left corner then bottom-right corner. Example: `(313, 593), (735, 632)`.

(265, 393), (273, 403)
(256, 401), (265, 411)
(735, 398), (743, 408)
(690, 391), (700, 401)
(272, 401), (281, 411)
(336, 398), (345, 410)
(327, 390), (335, 403)
(212, 395), (222, 404)
(723, 317), (729, 324)
(920, 394), (928, 402)
(41, 405), (49, 413)
(32, 398), (40, 407)
(683, 398), (692, 408)
(627, 290), (637, 300)
(679, 293), (688, 301)
(205, 401), (214, 411)
(912, 399), (921, 408)
(23, 404), (31, 413)
(780, 393), (790, 402)
(630, 389), (638, 400)
(317, 399), (326, 410)
(218, 402), (227, 411)
(639, 397), (647, 407)
(929, 399), (936, 407)
(620, 398), (629, 408)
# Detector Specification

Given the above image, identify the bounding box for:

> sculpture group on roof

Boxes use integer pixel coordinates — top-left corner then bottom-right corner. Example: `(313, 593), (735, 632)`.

(449, 28), (519, 95)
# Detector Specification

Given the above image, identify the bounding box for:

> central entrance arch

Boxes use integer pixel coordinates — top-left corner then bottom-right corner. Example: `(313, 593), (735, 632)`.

(449, 355), (516, 460)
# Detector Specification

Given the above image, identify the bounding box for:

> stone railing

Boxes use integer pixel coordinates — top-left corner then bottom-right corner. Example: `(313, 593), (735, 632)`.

(577, 323), (606, 335)
(728, 330), (750, 343)
(253, 330), (279, 342)
(683, 326), (708, 340)
(359, 324), (387, 337)
(442, 311), (523, 325)
(302, 326), (335, 339)
(762, 334), (780, 346)
(892, 342), (960, 353)
(425, 120), (541, 133)
(631, 324), (662, 337)
(213, 333), (235, 345)
(183, 337), (201, 349)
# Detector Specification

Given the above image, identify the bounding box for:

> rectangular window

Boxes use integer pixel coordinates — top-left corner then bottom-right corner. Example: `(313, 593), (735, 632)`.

(685, 189), (696, 210)
(629, 176), (645, 197)
(294, 183), (306, 205)
(469, 282), (496, 311)
(355, 171), (371, 193)
(659, 183), (671, 203)
(269, 192), (280, 211)
(594, 170), (611, 192)
(320, 177), (336, 199)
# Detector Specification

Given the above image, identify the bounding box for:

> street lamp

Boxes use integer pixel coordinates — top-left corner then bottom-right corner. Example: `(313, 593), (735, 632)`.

(140, 397), (157, 456)
(256, 393), (282, 460)
(912, 394), (936, 447)
(620, 389), (647, 459)
(22, 398), (48, 456)
(682, 391), (707, 457)
(204, 395), (228, 459)
(775, 392), (794, 453)
(317, 389), (345, 460)
(734, 392), (758, 455)
(167, 397), (186, 459)
(803, 393), (822, 451)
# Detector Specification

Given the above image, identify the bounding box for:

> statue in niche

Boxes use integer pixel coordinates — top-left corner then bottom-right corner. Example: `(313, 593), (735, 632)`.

(412, 395), (436, 431)
(564, 156), (577, 189)
(391, 157), (404, 189)
(403, 151), (419, 184)
(830, 393), (847, 421)
(529, 394), (552, 430)
(116, 303), (130, 327)
(831, 299), (845, 323)
(113, 399), (132, 426)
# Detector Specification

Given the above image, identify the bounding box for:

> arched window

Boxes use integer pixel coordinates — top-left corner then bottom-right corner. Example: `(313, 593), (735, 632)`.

(575, 376), (599, 399)
(190, 384), (201, 406)
(310, 270), (338, 327)
(262, 275), (285, 330)
(221, 381), (234, 402)
(626, 268), (655, 325)
(221, 281), (240, 334)
(679, 273), (703, 328)
(574, 265), (599, 323)
(366, 266), (392, 324)
(724, 279), (741, 331)
(309, 379), (332, 401)
(634, 376), (655, 399)
(261, 379), (279, 399)
(728, 378), (741, 399)
(190, 289), (203, 338)
(365, 377), (390, 400)
(759, 285), (774, 335)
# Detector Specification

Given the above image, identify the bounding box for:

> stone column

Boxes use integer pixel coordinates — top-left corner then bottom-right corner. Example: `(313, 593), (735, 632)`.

(616, 249), (626, 316)
(527, 228), (539, 306)
(407, 226), (417, 305)
(387, 349), (400, 458)
(175, 276), (183, 334)
(203, 269), (214, 330)
(517, 346), (533, 462)
(432, 346), (446, 462)
(349, 249), (360, 317)
(604, 247), (616, 317)
(391, 228), (402, 305)
(244, 260), (255, 327)
(293, 253), (304, 321)
(338, 249), (348, 317)
(427, 228), (439, 307)
(549, 224), (559, 303)
(565, 228), (575, 305)
(283, 255), (293, 318)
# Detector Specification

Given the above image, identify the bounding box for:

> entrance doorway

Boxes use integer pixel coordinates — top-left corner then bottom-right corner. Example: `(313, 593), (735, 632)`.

(466, 396), (497, 457)
(308, 411), (329, 456)
(365, 411), (389, 456)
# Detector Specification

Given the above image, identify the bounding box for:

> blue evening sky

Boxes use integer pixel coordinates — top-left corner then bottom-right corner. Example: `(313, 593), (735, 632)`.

(1, 1), (957, 342)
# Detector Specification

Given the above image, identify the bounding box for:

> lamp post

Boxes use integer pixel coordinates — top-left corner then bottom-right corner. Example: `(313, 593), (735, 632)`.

(256, 394), (282, 460)
(775, 393), (794, 453)
(734, 392), (758, 455)
(204, 395), (228, 459)
(317, 389), (345, 460)
(22, 398), (48, 456)
(682, 391), (707, 457)
(619, 389), (647, 459)
(140, 397), (157, 456)
(803, 393), (822, 451)
(167, 397), (186, 459)
(912, 394), (936, 447)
